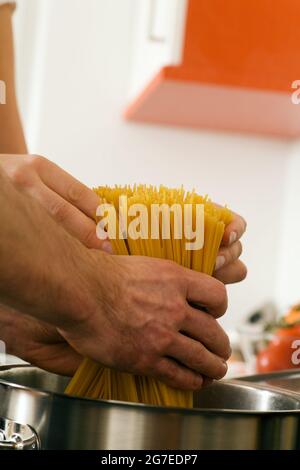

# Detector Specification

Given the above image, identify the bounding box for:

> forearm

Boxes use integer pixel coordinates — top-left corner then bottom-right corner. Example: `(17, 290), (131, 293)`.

(0, 3), (27, 153)
(0, 167), (103, 328)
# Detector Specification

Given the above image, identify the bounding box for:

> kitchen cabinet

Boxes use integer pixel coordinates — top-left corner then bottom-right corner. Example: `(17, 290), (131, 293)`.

(127, 0), (188, 101)
(125, 0), (300, 138)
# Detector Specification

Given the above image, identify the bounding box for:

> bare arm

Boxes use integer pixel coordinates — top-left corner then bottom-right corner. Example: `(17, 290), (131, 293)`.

(0, 3), (27, 153)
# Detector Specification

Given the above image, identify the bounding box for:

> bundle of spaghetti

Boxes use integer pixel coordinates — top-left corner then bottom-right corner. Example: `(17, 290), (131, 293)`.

(66, 185), (232, 408)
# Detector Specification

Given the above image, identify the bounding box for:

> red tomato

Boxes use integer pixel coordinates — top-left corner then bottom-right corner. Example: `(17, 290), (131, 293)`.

(256, 334), (300, 373)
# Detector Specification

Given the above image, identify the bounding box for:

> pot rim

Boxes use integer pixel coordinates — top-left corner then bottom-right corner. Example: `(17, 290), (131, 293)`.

(0, 365), (300, 416)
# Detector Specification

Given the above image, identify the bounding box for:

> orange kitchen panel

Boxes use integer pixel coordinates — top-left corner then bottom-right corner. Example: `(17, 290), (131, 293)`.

(125, 0), (300, 137)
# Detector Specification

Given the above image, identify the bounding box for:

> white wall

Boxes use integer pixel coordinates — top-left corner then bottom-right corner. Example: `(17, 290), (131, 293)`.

(13, 0), (293, 330)
(276, 143), (300, 312)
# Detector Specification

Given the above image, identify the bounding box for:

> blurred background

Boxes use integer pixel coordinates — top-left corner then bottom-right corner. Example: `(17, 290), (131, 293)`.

(11, 0), (300, 354)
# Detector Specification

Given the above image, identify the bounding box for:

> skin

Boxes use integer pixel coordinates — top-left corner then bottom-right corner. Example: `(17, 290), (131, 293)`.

(0, 3), (27, 154)
(0, 166), (232, 389)
(0, 306), (82, 376)
(0, 154), (247, 383)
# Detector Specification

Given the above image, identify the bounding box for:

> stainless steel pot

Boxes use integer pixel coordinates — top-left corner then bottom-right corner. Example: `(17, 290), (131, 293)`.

(0, 365), (299, 450)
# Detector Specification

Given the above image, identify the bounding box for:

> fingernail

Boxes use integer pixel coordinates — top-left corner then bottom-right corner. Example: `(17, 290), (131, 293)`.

(229, 231), (237, 245)
(101, 241), (114, 254)
(215, 256), (226, 271)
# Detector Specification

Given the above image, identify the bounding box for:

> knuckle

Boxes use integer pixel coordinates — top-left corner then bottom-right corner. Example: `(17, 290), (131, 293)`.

(144, 321), (174, 355)
(9, 166), (31, 188)
(49, 199), (70, 223)
(194, 348), (211, 372)
(8, 159), (36, 189)
(82, 227), (97, 248)
(205, 323), (222, 346)
(67, 182), (86, 205)
(166, 297), (186, 323)
(133, 354), (152, 375)
(162, 259), (180, 278)
(212, 281), (228, 313)
(30, 154), (47, 171)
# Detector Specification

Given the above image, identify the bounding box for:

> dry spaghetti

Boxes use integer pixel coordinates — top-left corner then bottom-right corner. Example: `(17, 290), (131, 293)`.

(66, 185), (232, 408)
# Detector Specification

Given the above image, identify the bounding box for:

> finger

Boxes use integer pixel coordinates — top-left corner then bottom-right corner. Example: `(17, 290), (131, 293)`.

(184, 269), (228, 318)
(28, 182), (112, 251)
(182, 306), (231, 360)
(214, 260), (247, 285)
(36, 157), (100, 220)
(35, 343), (82, 377)
(215, 240), (243, 272)
(167, 334), (228, 380)
(153, 357), (204, 391)
(221, 212), (247, 247)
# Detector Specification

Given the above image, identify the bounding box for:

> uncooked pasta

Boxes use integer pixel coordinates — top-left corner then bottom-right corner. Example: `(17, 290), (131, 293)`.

(66, 185), (232, 408)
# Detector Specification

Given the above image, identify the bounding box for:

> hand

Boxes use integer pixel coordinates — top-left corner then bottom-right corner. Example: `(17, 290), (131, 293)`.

(60, 254), (231, 391)
(0, 305), (81, 376)
(214, 211), (247, 284)
(0, 162), (230, 391)
(0, 154), (112, 252)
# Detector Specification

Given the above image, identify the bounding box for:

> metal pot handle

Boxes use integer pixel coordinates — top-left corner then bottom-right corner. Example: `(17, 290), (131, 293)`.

(0, 423), (40, 450)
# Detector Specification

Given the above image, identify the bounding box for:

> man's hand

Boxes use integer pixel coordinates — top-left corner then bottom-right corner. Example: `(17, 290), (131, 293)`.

(60, 254), (231, 391)
(0, 164), (232, 391)
(0, 154), (112, 252)
(0, 305), (81, 376)
(214, 211), (247, 284)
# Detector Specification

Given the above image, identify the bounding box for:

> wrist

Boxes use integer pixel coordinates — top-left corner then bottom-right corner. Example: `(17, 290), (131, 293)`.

(54, 245), (114, 331)
(57, 249), (125, 358)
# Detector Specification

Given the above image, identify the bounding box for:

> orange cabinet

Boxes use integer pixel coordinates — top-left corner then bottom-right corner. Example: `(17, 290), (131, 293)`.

(125, 0), (300, 138)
